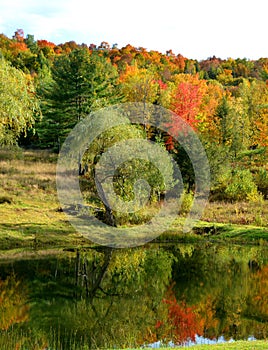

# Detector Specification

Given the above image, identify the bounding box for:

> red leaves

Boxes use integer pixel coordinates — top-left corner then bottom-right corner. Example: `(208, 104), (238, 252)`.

(170, 82), (202, 129)
(164, 81), (203, 150)
(144, 287), (202, 346)
(157, 79), (168, 90)
(155, 320), (164, 329)
(161, 296), (201, 344)
(10, 29), (28, 52)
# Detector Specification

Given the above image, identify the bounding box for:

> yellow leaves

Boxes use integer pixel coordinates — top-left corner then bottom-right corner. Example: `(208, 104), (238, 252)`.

(217, 69), (234, 85)
(0, 58), (40, 144)
(120, 65), (159, 103)
(109, 249), (146, 275)
(196, 295), (219, 336)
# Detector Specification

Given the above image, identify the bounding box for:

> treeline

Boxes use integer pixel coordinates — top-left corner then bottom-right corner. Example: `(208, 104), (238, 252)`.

(0, 29), (268, 202)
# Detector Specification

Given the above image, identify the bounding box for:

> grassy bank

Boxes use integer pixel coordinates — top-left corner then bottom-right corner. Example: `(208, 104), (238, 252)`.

(0, 148), (268, 250)
(0, 149), (86, 250)
(120, 340), (268, 349)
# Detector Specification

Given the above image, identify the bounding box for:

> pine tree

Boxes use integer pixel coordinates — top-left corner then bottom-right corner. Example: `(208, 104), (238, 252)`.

(37, 48), (120, 150)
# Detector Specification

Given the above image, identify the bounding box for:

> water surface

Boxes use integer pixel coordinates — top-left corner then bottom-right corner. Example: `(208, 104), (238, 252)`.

(0, 243), (267, 349)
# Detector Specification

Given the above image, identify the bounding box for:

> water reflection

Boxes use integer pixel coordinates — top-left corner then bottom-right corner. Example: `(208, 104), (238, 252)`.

(0, 244), (267, 349)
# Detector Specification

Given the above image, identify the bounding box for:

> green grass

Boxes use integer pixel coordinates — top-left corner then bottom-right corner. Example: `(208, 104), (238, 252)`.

(119, 340), (268, 349)
(0, 148), (268, 250)
(154, 219), (268, 246)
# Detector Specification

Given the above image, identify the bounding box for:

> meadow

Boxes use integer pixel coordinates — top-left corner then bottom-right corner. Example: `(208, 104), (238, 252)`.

(1, 148), (268, 252)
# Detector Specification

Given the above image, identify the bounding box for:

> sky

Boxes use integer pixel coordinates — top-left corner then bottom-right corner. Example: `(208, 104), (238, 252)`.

(0, 0), (267, 60)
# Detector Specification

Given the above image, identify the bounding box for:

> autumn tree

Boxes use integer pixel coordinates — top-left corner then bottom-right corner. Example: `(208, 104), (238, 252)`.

(119, 65), (159, 104)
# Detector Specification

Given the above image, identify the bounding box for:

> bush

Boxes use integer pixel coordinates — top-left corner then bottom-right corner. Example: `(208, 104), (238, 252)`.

(179, 190), (194, 215)
(224, 169), (262, 202)
(210, 168), (263, 202)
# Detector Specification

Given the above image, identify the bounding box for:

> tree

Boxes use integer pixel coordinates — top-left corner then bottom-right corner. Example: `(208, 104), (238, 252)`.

(0, 58), (40, 145)
(38, 48), (120, 150)
(119, 65), (159, 104)
(80, 121), (175, 227)
(170, 81), (202, 128)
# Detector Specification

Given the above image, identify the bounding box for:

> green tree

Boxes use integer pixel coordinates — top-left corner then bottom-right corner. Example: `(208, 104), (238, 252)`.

(0, 58), (40, 145)
(80, 122), (176, 227)
(38, 48), (120, 150)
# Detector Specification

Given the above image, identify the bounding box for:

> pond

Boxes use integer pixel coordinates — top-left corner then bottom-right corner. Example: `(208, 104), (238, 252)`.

(0, 243), (267, 349)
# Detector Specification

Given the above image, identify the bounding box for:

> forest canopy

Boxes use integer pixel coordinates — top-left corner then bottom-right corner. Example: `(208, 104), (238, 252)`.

(0, 29), (268, 203)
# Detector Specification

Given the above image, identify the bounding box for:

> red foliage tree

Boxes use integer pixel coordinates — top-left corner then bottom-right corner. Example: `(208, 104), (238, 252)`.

(10, 29), (28, 52)
(165, 81), (203, 150)
(170, 82), (202, 128)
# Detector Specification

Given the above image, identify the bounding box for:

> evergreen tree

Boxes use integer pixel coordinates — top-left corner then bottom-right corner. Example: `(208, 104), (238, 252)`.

(37, 48), (120, 150)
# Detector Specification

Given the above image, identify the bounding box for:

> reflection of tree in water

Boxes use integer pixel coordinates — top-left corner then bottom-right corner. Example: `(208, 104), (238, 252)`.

(47, 247), (174, 349)
(169, 245), (268, 342)
(0, 245), (268, 349)
(74, 247), (113, 301)
(0, 275), (29, 331)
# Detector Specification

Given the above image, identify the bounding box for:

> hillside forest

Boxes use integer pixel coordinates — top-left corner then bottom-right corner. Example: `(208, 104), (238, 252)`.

(1, 29), (268, 208)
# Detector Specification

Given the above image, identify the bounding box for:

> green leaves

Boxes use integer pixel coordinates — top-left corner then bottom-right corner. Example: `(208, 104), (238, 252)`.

(38, 48), (120, 149)
(0, 58), (40, 145)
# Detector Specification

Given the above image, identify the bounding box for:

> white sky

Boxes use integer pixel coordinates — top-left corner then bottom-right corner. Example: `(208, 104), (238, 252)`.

(0, 0), (267, 60)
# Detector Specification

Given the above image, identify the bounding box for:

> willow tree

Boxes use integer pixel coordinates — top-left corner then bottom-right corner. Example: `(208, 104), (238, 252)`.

(0, 58), (40, 145)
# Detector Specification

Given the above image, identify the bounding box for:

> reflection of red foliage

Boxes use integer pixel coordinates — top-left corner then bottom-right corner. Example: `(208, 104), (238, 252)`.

(143, 286), (202, 346)
(162, 295), (201, 344)
(165, 135), (175, 151)
(155, 320), (164, 329)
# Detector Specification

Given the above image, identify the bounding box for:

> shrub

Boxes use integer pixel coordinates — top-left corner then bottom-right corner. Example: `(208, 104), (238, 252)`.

(179, 190), (194, 215)
(224, 169), (262, 202)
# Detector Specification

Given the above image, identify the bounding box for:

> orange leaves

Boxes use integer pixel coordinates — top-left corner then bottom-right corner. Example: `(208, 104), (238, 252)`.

(9, 29), (28, 54)
(37, 40), (56, 49)
(12, 29), (24, 43)
(249, 265), (268, 316)
(164, 74), (225, 148)
(9, 41), (28, 53)
(195, 296), (220, 339)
